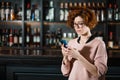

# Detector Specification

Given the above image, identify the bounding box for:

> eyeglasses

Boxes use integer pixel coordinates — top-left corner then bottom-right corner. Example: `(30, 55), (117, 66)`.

(73, 22), (85, 29)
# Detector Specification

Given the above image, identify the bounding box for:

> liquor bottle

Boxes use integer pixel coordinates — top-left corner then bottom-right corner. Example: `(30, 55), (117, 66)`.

(31, 5), (35, 21)
(101, 2), (105, 22)
(1, 29), (5, 46)
(13, 29), (19, 47)
(59, 2), (64, 21)
(51, 32), (56, 48)
(14, 3), (18, 20)
(91, 2), (96, 14)
(18, 29), (22, 47)
(96, 2), (100, 22)
(34, 4), (40, 21)
(33, 27), (37, 46)
(4, 28), (9, 46)
(68, 2), (73, 13)
(44, 0), (49, 21)
(113, 3), (119, 21)
(32, 27), (37, 55)
(9, 29), (13, 47)
(45, 30), (50, 46)
(73, 2), (78, 7)
(83, 2), (87, 9)
(0, 2), (5, 20)
(35, 27), (41, 55)
(25, 25), (31, 54)
(26, 25), (31, 47)
(87, 2), (91, 9)
(2, 29), (8, 46)
(10, 6), (16, 20)
(78, 2), (82, 8)
(67, 33), (72, 42)
(56, 28), (62, 47)
(48, 1), (54, 21)
(26, 2), (31, 20)
(62, 33), (67, 41)
(108, 3), (113, 21)
(108, 31), (114, 48)
(36, 27), (40, 47)
(5, 2), (11, 21)
(64, 2), (68, 21)
(17, 7), (22, 20)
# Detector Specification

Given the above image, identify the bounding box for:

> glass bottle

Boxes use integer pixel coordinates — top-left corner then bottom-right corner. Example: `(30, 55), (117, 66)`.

(108, 3), (113, 21)
(34, 4), (40, 21)
(59, 2), (64, 21)
(108, 31), (114, 48)
(26, 2), (31, 21)
(5, 2), (11, 21)
(0, 2), (5, 20)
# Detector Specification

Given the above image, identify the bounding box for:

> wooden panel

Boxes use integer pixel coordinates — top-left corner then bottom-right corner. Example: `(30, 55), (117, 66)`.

(6, 65), (67, 80)
(14, 73), (67, 80)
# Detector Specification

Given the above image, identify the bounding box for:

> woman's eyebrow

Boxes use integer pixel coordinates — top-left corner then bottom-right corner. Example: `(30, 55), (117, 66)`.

(74, 21), (84, 24)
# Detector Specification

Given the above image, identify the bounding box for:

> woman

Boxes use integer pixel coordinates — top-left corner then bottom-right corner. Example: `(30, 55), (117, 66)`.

(61, 7), (108, 80)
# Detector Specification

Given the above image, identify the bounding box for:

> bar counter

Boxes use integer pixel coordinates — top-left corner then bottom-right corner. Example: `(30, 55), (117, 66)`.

(0, 55), (67, 80)
(0, 55), (120, 80)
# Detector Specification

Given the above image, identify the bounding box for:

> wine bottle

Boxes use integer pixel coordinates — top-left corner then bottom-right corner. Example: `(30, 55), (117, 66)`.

(26, 2), (31, 20)
(59, 2), (64, 21)
(113, 3), (119, 21)
(1, 29), (5, 46)
(101, 2), (105, 22)
(13, 29), (19, 47)
(36, 27), (40, 47)
(18, 29), (22, 47)
(0, 2), (5, 20)
(64, 2), (68, 21)
(96, 2), (100, 22)
(108, 31), (114, 48)
(5, 2), (11, 21)
(34, 4), (40, 21)
(31, 5), (35, 21)
(108, 3), (113, 21)
(48, 1), (54, 21)
(26, 25), (31, 47)
(9, 29), (13, 47)
(10, 6), (16, 20)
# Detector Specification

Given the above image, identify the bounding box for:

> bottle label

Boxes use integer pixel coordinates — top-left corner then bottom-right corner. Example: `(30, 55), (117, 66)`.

(14, 36), (18, 44)
(33, 36), (37, 43)
(19, 37), (22, 43)
(26, 36), (30, 42)
(37, 36), (40, 42)
(108, 41), (113, 48)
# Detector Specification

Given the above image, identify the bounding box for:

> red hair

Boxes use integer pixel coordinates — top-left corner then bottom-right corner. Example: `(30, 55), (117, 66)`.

(67, 7), (98, 30)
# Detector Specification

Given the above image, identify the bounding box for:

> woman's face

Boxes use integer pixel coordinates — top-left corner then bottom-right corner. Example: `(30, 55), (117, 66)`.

(73, 16), (90, 36)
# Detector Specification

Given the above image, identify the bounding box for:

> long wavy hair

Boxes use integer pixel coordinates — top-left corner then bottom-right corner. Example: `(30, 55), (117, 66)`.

(67, 7), (98, 30)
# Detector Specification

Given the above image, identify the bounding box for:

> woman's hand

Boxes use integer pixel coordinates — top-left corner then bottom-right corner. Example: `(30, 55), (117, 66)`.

(61, 44), (70, 64)
(61, 44), (69, 56)
(67, 47), (80, 60)
(61, 45), (80, 61)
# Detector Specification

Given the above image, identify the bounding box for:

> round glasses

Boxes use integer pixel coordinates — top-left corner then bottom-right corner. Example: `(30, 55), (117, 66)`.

(73, 22), (85, 29)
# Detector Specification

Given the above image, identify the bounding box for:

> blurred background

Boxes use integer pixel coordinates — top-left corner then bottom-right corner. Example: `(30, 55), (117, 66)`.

(0, 0), (120, 80)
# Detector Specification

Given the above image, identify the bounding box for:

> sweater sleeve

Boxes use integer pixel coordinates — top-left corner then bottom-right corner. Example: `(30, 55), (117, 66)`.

(94, 40), (108, 77)
(61, 56), (73, 77)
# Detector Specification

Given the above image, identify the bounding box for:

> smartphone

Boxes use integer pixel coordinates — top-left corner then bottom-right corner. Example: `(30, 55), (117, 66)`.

(60, 40), (68, 48)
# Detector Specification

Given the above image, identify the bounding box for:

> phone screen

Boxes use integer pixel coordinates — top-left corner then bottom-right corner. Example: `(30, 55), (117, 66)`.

(60, 40), (68, 48)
